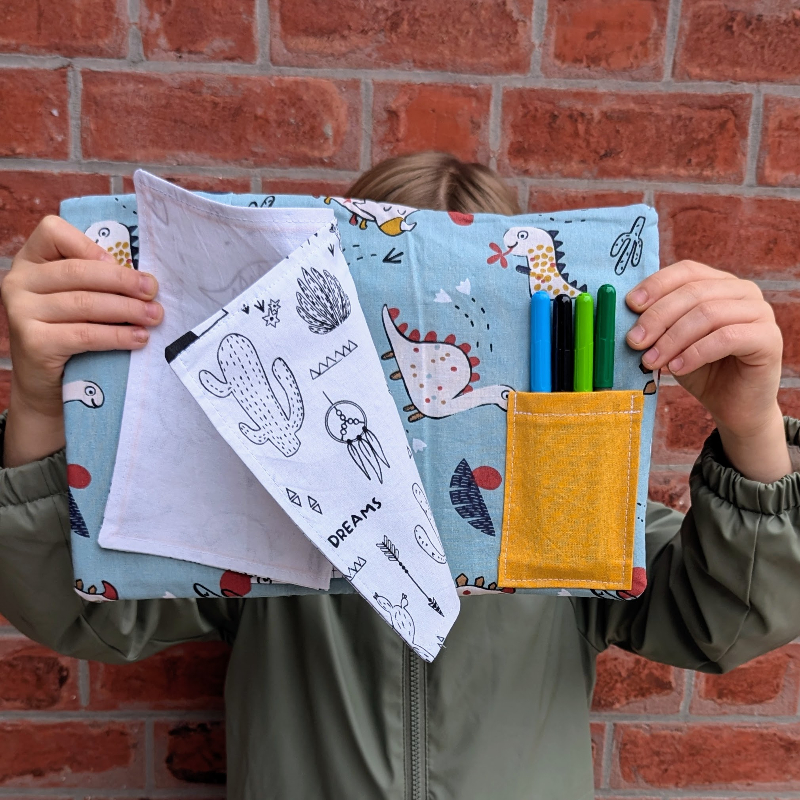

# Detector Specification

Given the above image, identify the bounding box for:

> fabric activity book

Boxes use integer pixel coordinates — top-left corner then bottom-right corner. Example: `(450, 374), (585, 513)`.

(60, 172), (659, 659)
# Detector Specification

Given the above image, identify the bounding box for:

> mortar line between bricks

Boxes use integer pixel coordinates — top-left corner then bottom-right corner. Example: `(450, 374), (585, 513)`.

(0, 358), (12, 371)
(4, 159), (799, 200)
(128, 24), (144, 64)
(488, 84), (502, 171)
(3, 54), (800, 96)
(66, 66), (82, 161)
(0, 709), (225, 721)
(588, 711), (800, 723)
(663, 0), (684, 81)
(0, 790), (225, 799)
(110, 175), (123, 193)
(600, 720), (614, 790)
(250, 173), (262, 193)
(128, 0), (139, 23)
(530, 0), (547, 77)
(745, 87), (764, 187)
(679, 669), (695, 717)
(360, 79), (373, 171)
(255, 0), (270, 67)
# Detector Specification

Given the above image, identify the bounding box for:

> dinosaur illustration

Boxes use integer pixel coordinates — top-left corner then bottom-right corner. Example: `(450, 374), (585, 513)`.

(199, 334), (304, 457)
(455, 574), (515, 596)
(610, 216), (646, 275)
(75, 578), (118, 602)
(381, 305), (513, 422)
(499, 227), (586, 299)
(324, 197), (417, 236)
(63, 379), (104, 408)
(84, 220), (138, 269)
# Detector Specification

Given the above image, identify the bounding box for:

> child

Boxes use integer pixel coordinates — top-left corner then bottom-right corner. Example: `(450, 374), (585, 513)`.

(1, 152), (798, 800)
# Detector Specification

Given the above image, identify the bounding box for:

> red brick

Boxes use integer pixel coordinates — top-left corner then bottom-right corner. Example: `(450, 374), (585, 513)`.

(612, 723), (800, 789)
(675, 0), (800, 83)
(270, 0), (533, 74)
(371, 83), (492, 165)
(153, 721), (226, 787)
(82, 73), (360, 170)
(121, 174), (252, 194)
(653, 384), (714, 464)
(692, 644), (800, 716)
(543, 0), (668, 80)
(648, 470), (692, 512)
(89, 641), (229, 710)
(0, 172), (110, 258)
(0, 371), (10, 411)
(778, 388), (800, 420)
(262, 179), (352, 198)
(593, 646), (683, 713)
(763, 290), (800, 378)
(0, 639), (79, 710)
(500, 90), (750, 182)
(0, 70), (69, 159)
(759, 96), (800, 188)
(657, 193), (800, 281)
(528, 188), (645, 213)
(0, 721), (144, 787)
(0, 298), (8, 358)
(0, 0), (127, 57)
(591, 721), (605, 789)
(141, 0), (256, 62)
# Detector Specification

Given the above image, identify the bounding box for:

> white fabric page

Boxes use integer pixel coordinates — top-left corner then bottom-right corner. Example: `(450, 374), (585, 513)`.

(97, 170), (333, 590)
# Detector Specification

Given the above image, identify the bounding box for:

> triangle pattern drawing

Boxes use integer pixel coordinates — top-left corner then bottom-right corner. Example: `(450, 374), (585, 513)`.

(310, 339), (359, 380)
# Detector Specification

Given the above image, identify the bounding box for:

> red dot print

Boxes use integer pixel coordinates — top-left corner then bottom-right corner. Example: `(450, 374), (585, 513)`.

(220, 570), (251, 597)
(437, 386), (443, 391)
(67, 464), (92, 489)
(450, 366), (458, 372)
(448, 211), (474, 226)
(413, 347), (420, 353)
(425, 398), (431, 403)
(472, 466), (502, 490)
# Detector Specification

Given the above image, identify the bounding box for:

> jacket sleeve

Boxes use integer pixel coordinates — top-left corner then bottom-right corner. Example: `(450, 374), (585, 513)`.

(572, 416), (800, 674)
(0, 411), (242, 664)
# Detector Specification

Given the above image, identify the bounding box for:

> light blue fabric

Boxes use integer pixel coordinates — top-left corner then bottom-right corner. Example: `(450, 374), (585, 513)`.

(60, 192), (658, 602)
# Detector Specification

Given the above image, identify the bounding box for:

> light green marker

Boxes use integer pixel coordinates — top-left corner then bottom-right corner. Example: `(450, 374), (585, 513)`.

(573, 292), (594, 392)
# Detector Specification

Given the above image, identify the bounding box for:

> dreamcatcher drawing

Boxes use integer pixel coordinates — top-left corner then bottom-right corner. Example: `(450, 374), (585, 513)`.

(323, 393), (390, 483)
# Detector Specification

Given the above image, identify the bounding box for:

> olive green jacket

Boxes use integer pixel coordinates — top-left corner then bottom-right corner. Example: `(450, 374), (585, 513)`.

(3, 411), (800, 800)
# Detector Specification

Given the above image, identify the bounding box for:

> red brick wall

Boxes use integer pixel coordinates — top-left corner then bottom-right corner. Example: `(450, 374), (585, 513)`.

(1, 0), (799, 795)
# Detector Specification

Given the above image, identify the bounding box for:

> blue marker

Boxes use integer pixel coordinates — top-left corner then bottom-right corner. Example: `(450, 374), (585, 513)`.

(530, 290), (551, 392)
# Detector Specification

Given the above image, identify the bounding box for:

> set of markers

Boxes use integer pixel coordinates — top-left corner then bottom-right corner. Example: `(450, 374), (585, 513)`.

(529, 286), (616, 392)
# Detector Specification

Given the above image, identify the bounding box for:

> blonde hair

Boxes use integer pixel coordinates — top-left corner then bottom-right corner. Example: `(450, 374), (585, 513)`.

(346, 151), (521, 216)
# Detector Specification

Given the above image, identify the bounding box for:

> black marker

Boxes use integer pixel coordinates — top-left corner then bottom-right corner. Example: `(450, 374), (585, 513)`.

(552, 294), (573, 392)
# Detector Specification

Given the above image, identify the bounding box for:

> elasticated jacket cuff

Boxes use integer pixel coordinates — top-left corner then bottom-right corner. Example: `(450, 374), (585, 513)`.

(699, 416), (800, 515)
(0, 411), (68, 507)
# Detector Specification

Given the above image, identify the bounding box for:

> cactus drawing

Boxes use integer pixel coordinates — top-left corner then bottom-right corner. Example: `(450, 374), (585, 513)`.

(199, 333), (304, 457)
(610, 216), (646, 275)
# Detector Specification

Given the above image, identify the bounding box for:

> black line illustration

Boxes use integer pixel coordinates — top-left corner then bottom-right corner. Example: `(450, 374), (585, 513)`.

(241, 303), (250, 314)
(610, 216), (645, 275)
(376, 536), (443, 616)
(449, 458), (496, 537)
(286, 488), (302, 507)
(296, 266), (351, 334)
(68, 490), (91, 538)
(323, 393), (389, 482)
(63, 379), (104, 408)
(344, 556), (366, 580)
(248, 196), (275, 208)
(309, 339), (358, 379)
(412, 482), (447, 563)
(260, 298), (281, 328)
(199, 334), (304, 457)
(308, 496), (322, 514)
(383, 248), (403, 264)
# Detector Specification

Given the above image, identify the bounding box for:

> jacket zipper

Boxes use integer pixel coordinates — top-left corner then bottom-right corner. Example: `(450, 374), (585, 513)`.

(406, 647), (427, 800)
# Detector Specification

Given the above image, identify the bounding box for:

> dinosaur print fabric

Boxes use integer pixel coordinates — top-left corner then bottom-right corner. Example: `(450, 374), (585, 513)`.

(59, 174), (659, 619)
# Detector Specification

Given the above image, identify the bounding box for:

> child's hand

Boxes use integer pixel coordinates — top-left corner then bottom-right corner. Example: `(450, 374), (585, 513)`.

(625, 260), (791, 482)
(1, 216), (162, 466)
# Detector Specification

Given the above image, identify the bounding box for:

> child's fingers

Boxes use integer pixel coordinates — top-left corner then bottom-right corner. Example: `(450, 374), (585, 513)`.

(19, 260), (158, 300)
(668, 321), (783, 376)
(52, 322), (151, 357)
(626, 260), (738, 311)
(16, 216), (117, 266)
(34, 291), (162, 326)
(626, 278), (760, 351)
(637, 299), (761, 370)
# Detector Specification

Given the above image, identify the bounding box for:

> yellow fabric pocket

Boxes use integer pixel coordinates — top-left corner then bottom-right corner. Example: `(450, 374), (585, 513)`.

(498, 390), (644, 590)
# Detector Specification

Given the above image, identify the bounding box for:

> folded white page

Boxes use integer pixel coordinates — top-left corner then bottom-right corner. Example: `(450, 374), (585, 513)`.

(97, 171), (333, 590)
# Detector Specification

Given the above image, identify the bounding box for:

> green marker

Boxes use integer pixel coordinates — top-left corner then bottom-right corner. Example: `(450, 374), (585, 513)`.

(573, 292), (594, 392)
(594, 284), (616, 390)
